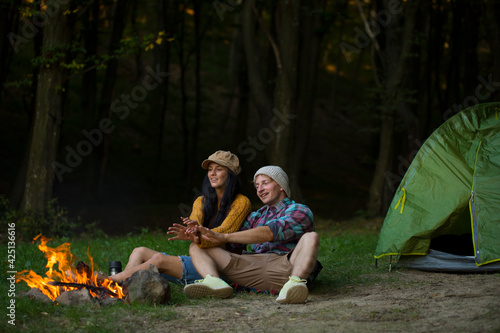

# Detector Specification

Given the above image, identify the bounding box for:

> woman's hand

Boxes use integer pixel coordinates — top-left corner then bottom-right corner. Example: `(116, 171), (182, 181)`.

(167, 224), (198, 245)
(167, 223), (192, 241)
(182, 217), (202, 243)
(181, 217), (199, 228)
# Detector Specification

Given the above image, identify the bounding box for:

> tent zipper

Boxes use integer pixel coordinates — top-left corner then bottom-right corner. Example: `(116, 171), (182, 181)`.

(470, 141), (482, 265)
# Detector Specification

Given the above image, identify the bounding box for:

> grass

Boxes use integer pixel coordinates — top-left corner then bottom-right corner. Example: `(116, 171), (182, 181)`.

(0, 218), (395, 332)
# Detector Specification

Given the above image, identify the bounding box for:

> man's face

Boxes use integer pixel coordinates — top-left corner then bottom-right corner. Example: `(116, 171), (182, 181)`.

(254, 174), (286, 206)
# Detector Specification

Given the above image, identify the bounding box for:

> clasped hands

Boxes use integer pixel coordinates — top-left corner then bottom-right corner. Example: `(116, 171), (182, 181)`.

(167, 217), (225, 244)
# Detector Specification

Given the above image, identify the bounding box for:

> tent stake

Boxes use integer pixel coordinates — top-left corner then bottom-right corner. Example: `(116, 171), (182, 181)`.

(389, 255), (392, 272)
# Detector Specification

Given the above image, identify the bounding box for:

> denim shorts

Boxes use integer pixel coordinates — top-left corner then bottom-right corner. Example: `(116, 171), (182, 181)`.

(160, 255), (202, 285)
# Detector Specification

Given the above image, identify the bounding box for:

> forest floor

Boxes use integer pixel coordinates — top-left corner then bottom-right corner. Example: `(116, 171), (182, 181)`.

(160, 270), (500, 332)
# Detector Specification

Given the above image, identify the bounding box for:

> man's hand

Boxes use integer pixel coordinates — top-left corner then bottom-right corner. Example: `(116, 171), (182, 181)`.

(193, 225), (227, 244)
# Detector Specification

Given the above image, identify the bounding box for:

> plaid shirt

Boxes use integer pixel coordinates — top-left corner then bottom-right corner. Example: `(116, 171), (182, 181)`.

(240, 197), (314, 254)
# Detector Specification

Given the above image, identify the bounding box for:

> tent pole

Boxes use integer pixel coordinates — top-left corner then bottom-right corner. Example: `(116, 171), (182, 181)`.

(389, 255), (392, 272)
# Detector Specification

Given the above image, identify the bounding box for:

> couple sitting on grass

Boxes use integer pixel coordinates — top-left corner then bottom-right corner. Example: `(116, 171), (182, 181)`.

(110, 150), (320, 304)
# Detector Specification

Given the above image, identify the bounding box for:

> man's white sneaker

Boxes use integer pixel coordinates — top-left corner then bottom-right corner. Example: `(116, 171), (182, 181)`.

(184, 274), (233, 299)
(276, 276), (308, 304)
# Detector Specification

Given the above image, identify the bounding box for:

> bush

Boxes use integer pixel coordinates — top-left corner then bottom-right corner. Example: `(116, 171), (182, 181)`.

(0, 196), (80, 241)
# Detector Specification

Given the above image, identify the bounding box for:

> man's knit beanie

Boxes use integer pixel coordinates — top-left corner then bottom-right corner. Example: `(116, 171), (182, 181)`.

(253, 166), (291, 198)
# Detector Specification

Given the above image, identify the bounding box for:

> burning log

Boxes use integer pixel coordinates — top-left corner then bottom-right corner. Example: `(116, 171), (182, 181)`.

(76, 261), (92, 279)
(48, 281), (119, 298)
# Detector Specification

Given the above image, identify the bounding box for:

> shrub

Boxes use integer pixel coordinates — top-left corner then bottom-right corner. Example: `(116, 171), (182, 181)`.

(0, 196), (79, 241)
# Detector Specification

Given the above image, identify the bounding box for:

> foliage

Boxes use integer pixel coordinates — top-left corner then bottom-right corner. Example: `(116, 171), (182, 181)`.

(6, 28), (171, 90)
(0, 196), (84, 241)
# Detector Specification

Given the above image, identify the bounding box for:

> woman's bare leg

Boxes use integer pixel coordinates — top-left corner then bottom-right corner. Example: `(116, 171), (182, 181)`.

(110, 247), (183, 282)
(123, 247), (159, 270)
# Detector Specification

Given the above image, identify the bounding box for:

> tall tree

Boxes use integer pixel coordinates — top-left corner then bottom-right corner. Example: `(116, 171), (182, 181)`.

(95, 0), (130, 195)
(271, 0), (300, 168)
(363, 0), (420, 216)
(82, 0), (100, 199)
(291, 0), (328, 200)
(175, 0), (191, 190)
(0, 0), (18, 108)
(485, 0), (500, 102)
(21, 2), (73, 212)
(9, 2), (43, 208)
(150, 0), (173, 198)
(241, 0), (302, 195)
(241, 0), (273, 127)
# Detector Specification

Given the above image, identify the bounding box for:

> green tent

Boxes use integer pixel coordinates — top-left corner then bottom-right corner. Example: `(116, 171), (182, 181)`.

(375, 102), (500, 272)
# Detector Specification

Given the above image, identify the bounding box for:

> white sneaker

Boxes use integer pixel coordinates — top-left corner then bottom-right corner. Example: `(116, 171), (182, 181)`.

(276, 276), (308, 304)
(184, 274), (233, 299)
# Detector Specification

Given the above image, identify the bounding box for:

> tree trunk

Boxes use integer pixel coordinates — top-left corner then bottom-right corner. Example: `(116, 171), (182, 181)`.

(96, 0), (129, 195)
(150, 0), (172, 198)
(9, 4), (43, 208)
(176, 0), (190, 186)
(462, 1), (479, 96)
(269, 0), (300, 169)
(0, 1), (18, 108)
(241, 0), (302, 191)
(485, 0), (500, 101)
(21, 2), (72, 212)
(444, 0), (463, 107)
(366, 0), (420, 216)
(241, 0), (273, 127)
(291, 0), (326, 201)
(82, 0), (100, 199)
(228, 13), (251, 187)
(189, 0), (202, 178)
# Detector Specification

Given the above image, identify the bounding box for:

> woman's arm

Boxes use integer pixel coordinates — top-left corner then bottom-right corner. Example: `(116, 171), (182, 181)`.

(197, 194), (252, 248)
(188, 196), (204, 226)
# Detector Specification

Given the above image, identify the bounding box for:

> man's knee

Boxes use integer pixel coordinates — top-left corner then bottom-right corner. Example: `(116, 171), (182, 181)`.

(301, 232), (320, 247)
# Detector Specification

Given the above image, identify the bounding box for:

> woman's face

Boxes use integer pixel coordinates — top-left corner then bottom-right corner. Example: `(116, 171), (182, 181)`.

(207, 162), (228, 190)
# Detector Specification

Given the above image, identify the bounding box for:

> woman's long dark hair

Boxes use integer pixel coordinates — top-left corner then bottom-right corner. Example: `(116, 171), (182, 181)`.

(201, 168), (241, 228)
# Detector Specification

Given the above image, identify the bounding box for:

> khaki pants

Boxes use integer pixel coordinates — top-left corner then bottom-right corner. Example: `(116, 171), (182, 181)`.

(221, 252), (293, 292)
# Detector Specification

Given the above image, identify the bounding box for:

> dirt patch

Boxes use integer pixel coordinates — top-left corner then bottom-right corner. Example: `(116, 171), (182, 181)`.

(162, 270), (500, 332)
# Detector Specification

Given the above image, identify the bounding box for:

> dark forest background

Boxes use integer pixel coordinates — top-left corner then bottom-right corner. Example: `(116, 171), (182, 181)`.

(1, 0), (499, 236)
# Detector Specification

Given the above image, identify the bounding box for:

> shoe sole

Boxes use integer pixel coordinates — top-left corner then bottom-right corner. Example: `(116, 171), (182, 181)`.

(276, 284), (308, 304)
(184, 285), (233, 299)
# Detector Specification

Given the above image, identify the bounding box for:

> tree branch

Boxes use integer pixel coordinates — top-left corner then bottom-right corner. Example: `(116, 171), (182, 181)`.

(252, 2), (282, 72)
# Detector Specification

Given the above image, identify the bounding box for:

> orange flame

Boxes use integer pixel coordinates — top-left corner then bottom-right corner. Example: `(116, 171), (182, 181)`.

(16, 235), (124, 301)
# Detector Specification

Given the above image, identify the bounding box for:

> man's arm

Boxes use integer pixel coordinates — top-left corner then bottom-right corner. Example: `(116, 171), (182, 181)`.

(194, 225), (274, 245)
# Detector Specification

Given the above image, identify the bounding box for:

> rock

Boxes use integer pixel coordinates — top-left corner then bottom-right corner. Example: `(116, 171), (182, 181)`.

(100, 296), (124, 307)
(55, 289), (97, 306)
(123, 264), (171, 305)
(21, 288), (53, 304)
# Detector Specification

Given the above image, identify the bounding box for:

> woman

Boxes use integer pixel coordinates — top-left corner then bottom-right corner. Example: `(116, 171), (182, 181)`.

(110, 150), (251, 284)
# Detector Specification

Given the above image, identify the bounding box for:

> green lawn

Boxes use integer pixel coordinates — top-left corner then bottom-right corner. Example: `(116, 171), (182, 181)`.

(0, 218), (394, 332)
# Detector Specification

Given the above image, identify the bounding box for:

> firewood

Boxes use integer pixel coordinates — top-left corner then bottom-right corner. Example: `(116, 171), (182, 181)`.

(48, 281), (119, 297)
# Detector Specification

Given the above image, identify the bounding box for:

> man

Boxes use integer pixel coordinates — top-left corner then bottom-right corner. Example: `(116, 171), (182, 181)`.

(184, 165), (320, 304)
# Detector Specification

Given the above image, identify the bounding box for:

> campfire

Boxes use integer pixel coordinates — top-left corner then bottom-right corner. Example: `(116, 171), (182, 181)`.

(16, 235), (125, 303)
